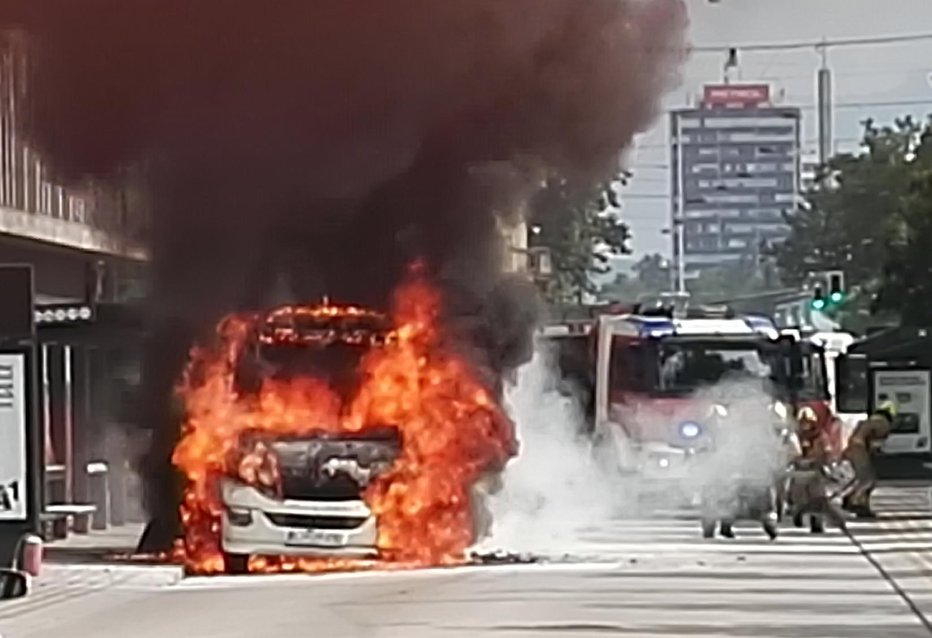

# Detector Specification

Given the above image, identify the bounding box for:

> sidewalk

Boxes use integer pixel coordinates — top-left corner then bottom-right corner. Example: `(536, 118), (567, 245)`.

(0, 522), (183, 629)
(0, 563), (183, 626)
(43, 523), (148, 564)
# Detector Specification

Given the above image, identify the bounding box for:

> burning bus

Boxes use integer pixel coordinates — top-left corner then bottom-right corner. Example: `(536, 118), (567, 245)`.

(218, 305), (401, 573)
(172, 278), (517, 575)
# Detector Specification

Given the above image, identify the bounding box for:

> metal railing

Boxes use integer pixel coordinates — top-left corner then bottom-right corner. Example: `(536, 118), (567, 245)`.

(0, 35), (148, 256)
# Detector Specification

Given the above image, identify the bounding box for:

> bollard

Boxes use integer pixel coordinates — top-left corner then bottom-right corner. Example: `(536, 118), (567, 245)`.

(108, 461), (127, 527)
(19, 535), (43, 577)
(87, 462), (110, 531)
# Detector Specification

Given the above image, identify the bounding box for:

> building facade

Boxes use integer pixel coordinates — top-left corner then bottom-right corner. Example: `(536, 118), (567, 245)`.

(0, 33), (151, 552)
(1, 34), (149, 297)
(671, 83), (801, 273)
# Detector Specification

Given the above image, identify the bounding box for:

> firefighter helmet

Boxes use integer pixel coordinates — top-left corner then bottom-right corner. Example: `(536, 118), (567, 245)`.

(797, 406), (818, 424)
(876, 400), (898, 422)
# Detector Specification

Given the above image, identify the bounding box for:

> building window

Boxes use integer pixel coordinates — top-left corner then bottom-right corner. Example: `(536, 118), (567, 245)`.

(684, 209), (723, 219)
(703, 193), (760, 205)
(723, 132), (797, 143)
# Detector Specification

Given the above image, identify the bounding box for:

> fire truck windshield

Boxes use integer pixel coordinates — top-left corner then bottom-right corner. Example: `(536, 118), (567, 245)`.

(610, 337), (779, 398)
(658, 342), (774, 393)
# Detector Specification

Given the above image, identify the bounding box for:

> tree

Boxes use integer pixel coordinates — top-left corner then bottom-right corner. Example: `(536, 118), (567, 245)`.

(599, 271), (644, 302)
(632, 253), (671, 292)
(774, 116), (932, 326)
(599, 253), (672, 302)
(873, 122), (932, 324)
(528, 173), (631, 304)
(687, 257), (771, 303)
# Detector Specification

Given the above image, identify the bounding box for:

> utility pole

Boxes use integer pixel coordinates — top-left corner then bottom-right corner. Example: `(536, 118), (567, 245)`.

(817, 41), (833, 167)
(673, 110), (687, 294)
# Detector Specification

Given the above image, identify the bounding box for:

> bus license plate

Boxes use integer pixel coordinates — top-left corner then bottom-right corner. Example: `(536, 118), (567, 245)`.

(285, 530), (347, 548)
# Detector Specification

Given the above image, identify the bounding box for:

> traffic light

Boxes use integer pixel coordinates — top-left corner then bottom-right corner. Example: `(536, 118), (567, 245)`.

(828, 271), (845, 305)
(811, 283), (826, 311)
(807, 270), (845, 313)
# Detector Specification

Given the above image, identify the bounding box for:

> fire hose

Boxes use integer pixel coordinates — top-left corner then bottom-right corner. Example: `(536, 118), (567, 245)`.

(786, 460), (932, 630)
(841, 510), (932, 632)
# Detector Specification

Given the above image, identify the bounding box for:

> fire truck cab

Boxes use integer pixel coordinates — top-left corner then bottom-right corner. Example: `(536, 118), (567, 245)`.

(591, 305), (794, 483)
(540, 304), (844, 503)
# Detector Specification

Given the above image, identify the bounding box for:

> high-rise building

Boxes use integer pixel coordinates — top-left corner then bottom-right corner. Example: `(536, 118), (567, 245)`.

(670, 83), (801, 273)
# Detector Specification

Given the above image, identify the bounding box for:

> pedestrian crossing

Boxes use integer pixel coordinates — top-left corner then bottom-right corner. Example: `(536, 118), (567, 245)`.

(3, 485), (932, 638)
(496, 483), (932, 566)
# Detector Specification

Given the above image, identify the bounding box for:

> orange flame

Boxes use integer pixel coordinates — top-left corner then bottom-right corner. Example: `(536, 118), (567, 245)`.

(171, 275), (516, 573)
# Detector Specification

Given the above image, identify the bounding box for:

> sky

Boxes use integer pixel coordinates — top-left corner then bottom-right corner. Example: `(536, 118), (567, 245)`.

(623, 0), (932, 257)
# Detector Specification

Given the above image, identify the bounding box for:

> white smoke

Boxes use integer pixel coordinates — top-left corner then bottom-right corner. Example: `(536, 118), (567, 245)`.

(481, 340), (796, 554)
(480, 342), (622, 554)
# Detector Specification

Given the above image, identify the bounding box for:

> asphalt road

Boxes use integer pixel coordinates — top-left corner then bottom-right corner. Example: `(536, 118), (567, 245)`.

(2, 485), (932, 638)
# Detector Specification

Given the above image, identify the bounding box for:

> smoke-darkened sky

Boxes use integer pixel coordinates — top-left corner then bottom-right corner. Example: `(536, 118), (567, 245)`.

(2, 1), (688, 536)
(6, 0), (687, 352)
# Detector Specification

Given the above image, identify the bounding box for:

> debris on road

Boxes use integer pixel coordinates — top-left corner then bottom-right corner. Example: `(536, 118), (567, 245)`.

(469, 551), (544, 566)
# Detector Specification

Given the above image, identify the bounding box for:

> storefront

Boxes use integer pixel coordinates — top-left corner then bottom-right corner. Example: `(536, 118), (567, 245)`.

(0, 256), (146, 566)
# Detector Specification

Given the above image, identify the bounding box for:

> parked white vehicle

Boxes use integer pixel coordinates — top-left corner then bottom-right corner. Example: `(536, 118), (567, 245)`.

(810, 331), (861, 442)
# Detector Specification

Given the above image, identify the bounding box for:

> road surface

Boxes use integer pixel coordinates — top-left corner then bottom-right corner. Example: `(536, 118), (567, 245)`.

(1, 485), (931, 638)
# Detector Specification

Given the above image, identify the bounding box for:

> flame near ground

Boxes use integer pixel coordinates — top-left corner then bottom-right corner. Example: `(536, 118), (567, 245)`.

(171, 275), (517, 574)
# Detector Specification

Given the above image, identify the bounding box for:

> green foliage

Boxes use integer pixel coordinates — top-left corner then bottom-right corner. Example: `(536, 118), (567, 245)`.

(687, 256), (775, 303)
(633, 253), (671, 292)
(776, 115), (932, 326)
(599, 253), (671, 302)
(528, 174), (631, 304)
(874, 134), (932, 324)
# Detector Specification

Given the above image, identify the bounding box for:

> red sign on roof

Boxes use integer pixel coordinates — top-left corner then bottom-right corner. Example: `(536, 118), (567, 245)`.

(702, 84), (770, 108)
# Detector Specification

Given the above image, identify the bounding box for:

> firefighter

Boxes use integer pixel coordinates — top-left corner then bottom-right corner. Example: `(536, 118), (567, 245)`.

(787, 407), (834, 533)
(700, 415), (786, 541)
(842, 400), (896, 519)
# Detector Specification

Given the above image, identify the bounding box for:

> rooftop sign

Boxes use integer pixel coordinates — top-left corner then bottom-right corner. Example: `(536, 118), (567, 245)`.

(702, 84), (770, 108)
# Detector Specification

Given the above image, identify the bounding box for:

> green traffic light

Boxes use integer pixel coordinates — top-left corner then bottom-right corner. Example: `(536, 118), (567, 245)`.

(811, 298), (826, 310)
(829, 291), (844, 303)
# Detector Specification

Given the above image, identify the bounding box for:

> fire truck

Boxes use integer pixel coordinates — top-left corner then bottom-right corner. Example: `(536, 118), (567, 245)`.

(542, 303), (837, 492)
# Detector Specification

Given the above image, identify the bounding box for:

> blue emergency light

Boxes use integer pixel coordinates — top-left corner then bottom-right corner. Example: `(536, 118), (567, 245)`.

(678, 421), (702, 439)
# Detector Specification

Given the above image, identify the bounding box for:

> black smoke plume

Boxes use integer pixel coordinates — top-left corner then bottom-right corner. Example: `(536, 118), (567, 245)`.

(2, 1), (687, 548)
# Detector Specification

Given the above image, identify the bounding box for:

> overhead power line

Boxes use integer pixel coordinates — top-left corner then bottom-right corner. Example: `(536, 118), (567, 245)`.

(692, 32), (932, 53)
(801, 97), (932, 111)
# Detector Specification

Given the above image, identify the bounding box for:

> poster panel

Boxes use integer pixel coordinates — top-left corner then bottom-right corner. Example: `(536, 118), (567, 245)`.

(0, 354), (27, 521)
